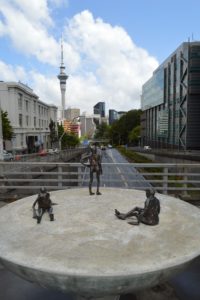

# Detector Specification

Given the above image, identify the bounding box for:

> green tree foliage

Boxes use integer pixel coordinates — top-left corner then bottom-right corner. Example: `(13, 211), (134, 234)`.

(94, 123), (110, 140)
(49, 119), (58, 147)
(1, 110), (13, 140)
(110, 109), (141, 145)
(57, 123), (80, 149)
(128, 125), (141, 145)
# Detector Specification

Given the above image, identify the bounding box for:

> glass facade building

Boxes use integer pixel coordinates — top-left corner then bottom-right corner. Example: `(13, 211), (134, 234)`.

(109, 109), (119, 125)
(93, 102), (105, 117)
(141, 42), (200, 150)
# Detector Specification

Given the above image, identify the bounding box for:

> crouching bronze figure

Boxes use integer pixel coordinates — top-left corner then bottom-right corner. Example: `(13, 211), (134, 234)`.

(115, 189), (160, 226)
(32, 187), (54, 224)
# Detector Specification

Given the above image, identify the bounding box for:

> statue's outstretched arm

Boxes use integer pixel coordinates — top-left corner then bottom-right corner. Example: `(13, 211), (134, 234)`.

(32, 197), (38, 209)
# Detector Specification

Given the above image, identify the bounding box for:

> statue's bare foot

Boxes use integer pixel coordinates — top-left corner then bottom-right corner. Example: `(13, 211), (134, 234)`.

(50, 214), (54, 221)
(128, 220), (139, 225)
(115, 209), (120, 215)
(115, 209), (126, 220)
(37, 216), (41, 224)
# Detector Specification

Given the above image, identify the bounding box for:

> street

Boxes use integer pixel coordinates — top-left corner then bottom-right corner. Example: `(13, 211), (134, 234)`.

(82, 148), (151, 189)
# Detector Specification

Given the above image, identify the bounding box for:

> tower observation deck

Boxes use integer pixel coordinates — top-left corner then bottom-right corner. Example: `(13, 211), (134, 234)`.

(57, 40), (68, 120)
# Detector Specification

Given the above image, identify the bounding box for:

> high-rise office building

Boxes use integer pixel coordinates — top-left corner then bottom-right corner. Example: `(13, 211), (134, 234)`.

(109, 109), (119, 125)
(141, 42), (200, 150)
(93, 102), (105, 117)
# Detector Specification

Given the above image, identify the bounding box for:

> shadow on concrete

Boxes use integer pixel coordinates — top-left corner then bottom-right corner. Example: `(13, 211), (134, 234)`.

(170, 256), (200, 300)
(0, 265), (73, 300)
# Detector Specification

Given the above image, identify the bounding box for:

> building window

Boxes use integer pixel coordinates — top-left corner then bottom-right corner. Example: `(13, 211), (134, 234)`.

(25, 100), (29, 112)
(34, 101), (36, 113)
(26, 115), (29, 126)
(18, 93), (23, 110)
(20, 134), (23, 147)
(34, 116), (36, 127)
(19, 114), (23, 127)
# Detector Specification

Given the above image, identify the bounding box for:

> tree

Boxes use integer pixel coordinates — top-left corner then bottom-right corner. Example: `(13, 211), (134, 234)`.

(94, 123), (110, 140)
(1, 110), (13, 141)
(57, 123), (80, 149)
(109, 109), (142, 145)
(128, 125), (141, 145)
(49, 119), (57, 147)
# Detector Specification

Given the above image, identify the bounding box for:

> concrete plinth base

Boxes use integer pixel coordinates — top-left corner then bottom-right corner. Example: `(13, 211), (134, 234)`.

(0, 188), (200, 298)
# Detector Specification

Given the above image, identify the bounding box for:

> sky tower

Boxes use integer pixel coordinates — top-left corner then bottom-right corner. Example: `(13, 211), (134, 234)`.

(57, 39), (68, 120)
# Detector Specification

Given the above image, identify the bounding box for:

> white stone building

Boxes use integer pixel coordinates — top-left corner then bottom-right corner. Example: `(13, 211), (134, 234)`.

(0, 81), (57, 153)
(79, 114), (96, 138)
(64, 108), (80, 121)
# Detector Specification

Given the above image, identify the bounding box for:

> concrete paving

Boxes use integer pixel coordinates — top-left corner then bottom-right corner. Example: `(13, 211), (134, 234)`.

(0, 188), (200, 299)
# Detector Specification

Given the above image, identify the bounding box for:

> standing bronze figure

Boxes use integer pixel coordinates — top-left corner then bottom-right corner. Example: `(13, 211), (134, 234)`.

(115, 189), (160, 225)
(81, 143), (103, 195)
(32, 187), (54, 224)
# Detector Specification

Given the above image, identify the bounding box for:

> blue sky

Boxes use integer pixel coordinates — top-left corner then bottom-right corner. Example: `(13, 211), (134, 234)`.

(0, 0), (200, 114)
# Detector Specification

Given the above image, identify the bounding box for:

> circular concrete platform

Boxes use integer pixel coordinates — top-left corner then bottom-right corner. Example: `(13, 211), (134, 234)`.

(0, 188), (200, 298)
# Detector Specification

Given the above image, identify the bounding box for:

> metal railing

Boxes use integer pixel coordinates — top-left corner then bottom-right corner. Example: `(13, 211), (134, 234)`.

(1, 162), (200, 199)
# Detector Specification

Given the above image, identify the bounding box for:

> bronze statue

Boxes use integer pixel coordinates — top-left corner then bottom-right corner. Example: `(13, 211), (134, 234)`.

(81, 143), (103, 195)
(115, 189), (160, 225)
(32, 187), (54, 224)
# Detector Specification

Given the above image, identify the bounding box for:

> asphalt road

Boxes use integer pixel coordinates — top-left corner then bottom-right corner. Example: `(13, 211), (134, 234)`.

(82, 148), (151, 190)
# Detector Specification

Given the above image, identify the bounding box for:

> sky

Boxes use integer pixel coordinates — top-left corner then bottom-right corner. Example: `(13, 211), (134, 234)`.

(0, 0), (200, 115)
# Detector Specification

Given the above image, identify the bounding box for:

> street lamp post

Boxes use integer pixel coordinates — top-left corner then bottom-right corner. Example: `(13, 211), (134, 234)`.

(59, 116), (81, 150)
(59, 131), (66, 151)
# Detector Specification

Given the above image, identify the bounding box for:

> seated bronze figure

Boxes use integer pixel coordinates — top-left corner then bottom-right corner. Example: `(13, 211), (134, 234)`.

(115, 189), (160, 226)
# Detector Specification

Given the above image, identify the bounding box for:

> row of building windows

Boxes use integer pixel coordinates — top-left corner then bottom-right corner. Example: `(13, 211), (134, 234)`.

(18, 93), (48, 116)
(18, 114), (49, 128)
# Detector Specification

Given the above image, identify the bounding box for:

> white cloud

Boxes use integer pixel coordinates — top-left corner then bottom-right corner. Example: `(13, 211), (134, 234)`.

(30, 71), (60, 106)
(0, 5), (159, 113)
(0, 0), (80, 69)
(63, 10), (158, 111)
(0, 60), (26, 81)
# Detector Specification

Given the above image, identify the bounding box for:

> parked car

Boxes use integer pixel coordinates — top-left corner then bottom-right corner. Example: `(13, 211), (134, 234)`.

(107, 144), (113, 149)
(54, 148), (59, 154)
(47, 149), (54, 155)
(144, 145), (151, 150)
(47, 148), (60, 155)
(101, 145), (106, 150)
(38, 149), (47, 156)
(3, 150), (14, 161)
